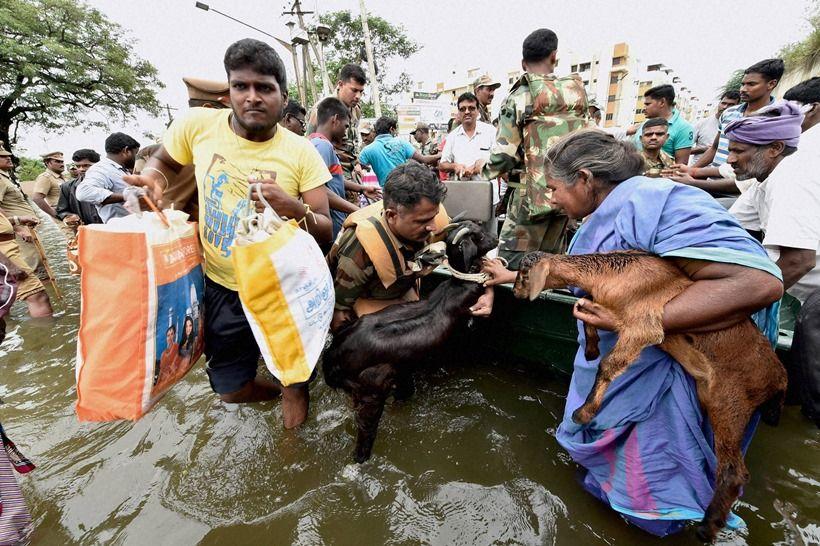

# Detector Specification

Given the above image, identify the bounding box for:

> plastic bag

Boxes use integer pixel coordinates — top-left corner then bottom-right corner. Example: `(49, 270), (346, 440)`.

(75, 209), (205, 421)
(231, 184), (333, 386)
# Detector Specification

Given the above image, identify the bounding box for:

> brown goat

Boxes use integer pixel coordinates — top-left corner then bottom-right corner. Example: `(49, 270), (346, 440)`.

(513, 250), (788, 542)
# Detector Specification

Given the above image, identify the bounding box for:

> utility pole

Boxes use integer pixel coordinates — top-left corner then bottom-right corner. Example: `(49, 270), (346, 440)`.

(284, 0), (320, 103)
(358, 0), (381, 117)
(285, 20), (306, 106)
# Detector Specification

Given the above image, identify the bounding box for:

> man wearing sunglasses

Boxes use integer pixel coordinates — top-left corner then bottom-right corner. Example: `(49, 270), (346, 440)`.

(31, 151), (65, 220)
(281, 99), (307, 137)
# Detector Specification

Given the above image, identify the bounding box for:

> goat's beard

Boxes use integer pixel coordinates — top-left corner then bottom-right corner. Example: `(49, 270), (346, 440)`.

(735, 148), (774, 181)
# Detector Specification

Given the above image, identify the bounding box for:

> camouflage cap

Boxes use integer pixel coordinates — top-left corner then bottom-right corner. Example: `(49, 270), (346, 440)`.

(587, 98), (603, 113)
(359, 120), (374, 134)
(183, 77), (230, 102)
(41, 151), (64, 161)
(409, 121), (429, 134)
(473, 74), (501, 91)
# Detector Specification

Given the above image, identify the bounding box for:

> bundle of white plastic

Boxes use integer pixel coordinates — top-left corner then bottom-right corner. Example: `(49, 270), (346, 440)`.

(230, 184), (334, 386)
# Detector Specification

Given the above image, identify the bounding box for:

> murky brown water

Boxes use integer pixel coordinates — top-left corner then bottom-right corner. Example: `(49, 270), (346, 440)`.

(1, 220), (818, 545)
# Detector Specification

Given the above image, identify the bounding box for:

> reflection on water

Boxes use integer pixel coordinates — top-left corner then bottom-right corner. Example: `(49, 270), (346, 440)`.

(1, 221), (818, 545)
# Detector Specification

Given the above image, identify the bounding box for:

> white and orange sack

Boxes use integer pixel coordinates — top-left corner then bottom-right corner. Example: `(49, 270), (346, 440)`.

(231, 184), (333, 386)
(75, 209), (205, 421)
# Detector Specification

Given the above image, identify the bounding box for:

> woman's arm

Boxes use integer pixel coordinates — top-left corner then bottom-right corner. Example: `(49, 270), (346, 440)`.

(573, 259), (783, 334)
(662, 259), (783, 333)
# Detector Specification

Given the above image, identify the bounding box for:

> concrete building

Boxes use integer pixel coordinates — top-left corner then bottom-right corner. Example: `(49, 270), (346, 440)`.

(567, 42), (705, 128)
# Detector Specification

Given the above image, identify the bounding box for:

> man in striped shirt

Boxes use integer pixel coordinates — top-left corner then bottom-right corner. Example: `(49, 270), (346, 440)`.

(688, 59), (784, 176)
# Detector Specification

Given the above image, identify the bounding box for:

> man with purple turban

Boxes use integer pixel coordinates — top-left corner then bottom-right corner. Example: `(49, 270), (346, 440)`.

(729, 90), (820, 427)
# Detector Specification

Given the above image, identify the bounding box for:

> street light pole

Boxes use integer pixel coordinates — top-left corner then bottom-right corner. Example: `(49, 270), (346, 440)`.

(358, 0), (381, 117)
(285, 20), (306, 105)
(194, 2), (306, 103)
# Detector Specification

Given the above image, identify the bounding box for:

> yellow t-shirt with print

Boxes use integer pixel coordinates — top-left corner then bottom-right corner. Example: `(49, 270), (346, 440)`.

(163, 108), (330, 290)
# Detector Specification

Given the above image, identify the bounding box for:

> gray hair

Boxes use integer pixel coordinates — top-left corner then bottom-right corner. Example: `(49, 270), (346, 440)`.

(545, 129), (644, 186)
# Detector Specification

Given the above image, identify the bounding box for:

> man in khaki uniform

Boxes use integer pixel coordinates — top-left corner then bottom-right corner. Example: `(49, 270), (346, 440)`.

(135, 77), (229, 217)
(0, 146), (52, 317)
(0, 146), (43, 272)
(32, 151), (65, 218)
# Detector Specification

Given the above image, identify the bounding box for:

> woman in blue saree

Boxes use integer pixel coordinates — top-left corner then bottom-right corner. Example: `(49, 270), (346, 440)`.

(486, 130), (783, 537)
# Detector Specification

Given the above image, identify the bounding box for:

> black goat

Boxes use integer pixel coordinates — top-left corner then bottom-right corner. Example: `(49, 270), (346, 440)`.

(323, 221), (498, 462)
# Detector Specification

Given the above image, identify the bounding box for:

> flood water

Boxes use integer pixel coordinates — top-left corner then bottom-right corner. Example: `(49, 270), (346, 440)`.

(1, 221), (818, 545)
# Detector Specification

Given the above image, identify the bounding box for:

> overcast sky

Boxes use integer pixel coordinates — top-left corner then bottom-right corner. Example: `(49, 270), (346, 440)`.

(16, 0), (815, 158)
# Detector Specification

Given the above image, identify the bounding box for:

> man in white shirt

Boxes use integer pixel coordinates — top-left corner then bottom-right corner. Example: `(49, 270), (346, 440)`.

(439, 92), (496, 181)
(727, 83), (820, 426)
(439, 92), (498, 231)
(76, 132), (140, 223)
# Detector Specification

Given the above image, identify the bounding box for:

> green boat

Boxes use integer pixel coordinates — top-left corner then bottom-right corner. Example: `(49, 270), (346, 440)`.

(424, 269), (797, 375)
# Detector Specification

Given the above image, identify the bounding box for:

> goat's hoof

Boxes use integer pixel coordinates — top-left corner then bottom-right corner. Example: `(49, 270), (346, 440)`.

(695, 520), (720, 543)
(571, 406), (594, 425)
(584, 347), (600, 361)
(354, 448), (372, 464)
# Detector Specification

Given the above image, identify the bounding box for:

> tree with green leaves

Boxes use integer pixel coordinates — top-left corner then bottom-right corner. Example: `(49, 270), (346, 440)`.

(14, 156), (42, 182)
(0, 0), (163, 151)
(301, 10), (419, 116)
(718, 69), (744, 99)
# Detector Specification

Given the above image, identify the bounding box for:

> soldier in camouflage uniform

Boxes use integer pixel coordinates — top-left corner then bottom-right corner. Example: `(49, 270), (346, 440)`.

(639, 118), (675, 177)
(482, 28), (592, 269)
(327, 162), (492, 331)
(473, 74), (502, 125)
(306, 63), (367, 187)
(411, 122), (439, 155)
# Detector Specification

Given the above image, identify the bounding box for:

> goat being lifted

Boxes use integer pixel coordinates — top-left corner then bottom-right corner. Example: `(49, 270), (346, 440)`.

(514, 250), (788, 542)
(323, 221), (497, 463)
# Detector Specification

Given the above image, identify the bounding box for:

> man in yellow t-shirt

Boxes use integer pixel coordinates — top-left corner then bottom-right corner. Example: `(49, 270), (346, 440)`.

(125, 38), (332, 429)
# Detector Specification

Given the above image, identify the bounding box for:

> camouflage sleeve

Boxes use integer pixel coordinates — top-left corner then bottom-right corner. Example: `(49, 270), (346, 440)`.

(305, 104), (319, 136)
(482, 94), (522, 180)
(329, 228), (375, 311)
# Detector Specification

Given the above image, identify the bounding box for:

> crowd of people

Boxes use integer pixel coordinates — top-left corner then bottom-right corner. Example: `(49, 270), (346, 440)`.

(0, 25), (818, 543)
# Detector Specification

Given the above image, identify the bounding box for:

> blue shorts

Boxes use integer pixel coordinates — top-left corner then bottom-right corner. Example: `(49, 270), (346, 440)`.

(203, 277), (260, 395)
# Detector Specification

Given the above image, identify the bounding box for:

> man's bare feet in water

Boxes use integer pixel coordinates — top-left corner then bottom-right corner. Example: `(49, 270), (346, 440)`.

(281, 383), (309, 429)
(219, 376), (309, 429)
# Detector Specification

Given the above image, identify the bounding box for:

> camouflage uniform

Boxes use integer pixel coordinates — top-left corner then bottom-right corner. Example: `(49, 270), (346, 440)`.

(482, 72), (591, 269)
(641, 149), (675, 177)
(416, 138), (438, 156)
(477, 102), (492, 124)
(327, 202), (450, 313)
(328, 224), (425, 312)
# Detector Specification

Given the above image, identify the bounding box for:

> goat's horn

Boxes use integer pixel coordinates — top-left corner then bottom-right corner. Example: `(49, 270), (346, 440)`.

(452, 226), (471, 244)
(450, 211), (468, 223)
(437, 212), (469, 234)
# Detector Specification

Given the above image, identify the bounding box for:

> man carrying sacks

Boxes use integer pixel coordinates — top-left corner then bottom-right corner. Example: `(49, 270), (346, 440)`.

(126, 38), (333, 429)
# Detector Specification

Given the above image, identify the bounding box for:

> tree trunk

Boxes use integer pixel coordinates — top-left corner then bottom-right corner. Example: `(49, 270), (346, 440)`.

(0, 116), (13, 153)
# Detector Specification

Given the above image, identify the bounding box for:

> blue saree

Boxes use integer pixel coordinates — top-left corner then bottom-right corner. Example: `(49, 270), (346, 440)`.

(556, 176), (782, 536)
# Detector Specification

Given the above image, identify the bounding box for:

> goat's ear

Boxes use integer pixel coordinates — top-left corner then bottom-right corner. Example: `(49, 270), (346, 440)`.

(527, 258), (550, 301)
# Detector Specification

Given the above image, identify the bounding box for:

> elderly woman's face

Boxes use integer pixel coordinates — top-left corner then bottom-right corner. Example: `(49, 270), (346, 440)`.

(547, 174), (596, 219)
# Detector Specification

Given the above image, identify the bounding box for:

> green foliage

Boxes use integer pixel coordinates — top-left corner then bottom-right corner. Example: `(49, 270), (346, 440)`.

(778, 5), (820, 72)
(15, 156), (43, 182)
(719, 69), (744, 98)
(315, 10), (420, 111)
(0, 0), (163, 149)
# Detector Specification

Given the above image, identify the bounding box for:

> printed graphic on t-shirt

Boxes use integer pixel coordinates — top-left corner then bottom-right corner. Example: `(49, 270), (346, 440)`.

(200, 153), (276, 259)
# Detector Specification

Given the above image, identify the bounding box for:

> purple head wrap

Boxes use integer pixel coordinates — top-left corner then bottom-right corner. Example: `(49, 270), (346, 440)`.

(724, 100), (804, 148)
